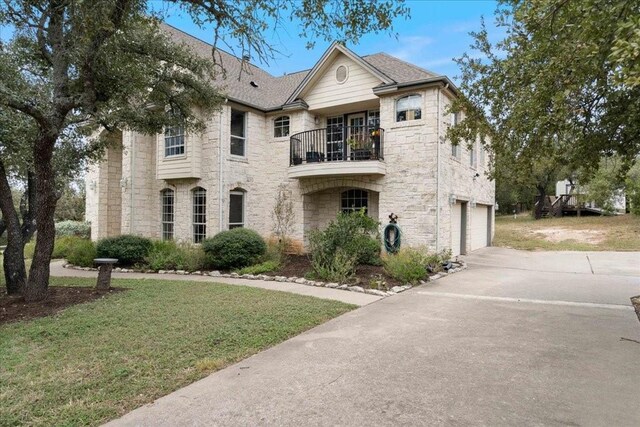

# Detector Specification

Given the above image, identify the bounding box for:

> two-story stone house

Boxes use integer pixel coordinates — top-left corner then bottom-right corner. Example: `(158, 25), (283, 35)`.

(86, 25), (495, 257)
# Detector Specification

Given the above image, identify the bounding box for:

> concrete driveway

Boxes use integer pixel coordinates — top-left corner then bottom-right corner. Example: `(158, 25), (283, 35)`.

(106, 248), (640, 427)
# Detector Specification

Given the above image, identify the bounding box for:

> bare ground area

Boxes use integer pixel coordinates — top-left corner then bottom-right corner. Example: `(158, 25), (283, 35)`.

(0, 286), (124, 324)
(494, 214), (640, 251)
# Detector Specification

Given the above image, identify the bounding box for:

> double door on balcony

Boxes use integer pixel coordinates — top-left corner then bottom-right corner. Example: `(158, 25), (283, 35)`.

(327, 113), (374, 161)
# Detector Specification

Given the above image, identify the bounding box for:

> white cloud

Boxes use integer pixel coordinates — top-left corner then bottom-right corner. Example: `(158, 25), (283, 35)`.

(389, 35), (435, 61)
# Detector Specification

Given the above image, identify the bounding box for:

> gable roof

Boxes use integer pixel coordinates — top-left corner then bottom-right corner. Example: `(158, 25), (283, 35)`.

(161, 23), (453, 112)
(283, 42), (395, 105)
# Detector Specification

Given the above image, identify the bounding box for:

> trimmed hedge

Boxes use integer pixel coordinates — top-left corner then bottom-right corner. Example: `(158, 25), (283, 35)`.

(67, 239), (97, 267)
(202, 228), (266, 270)
(96, 235), (152, 266)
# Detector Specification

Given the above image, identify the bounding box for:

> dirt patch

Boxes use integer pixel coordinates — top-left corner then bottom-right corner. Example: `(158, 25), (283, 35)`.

(1, 286), (124, 324)
(266, 255), (404, 290)
(532, 227), (606, 244)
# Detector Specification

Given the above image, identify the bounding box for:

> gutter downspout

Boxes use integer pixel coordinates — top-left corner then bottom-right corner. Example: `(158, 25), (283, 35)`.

(435, 87), (442, 253)
(218, 102), (226, 232)
(130, 133), (135, 235)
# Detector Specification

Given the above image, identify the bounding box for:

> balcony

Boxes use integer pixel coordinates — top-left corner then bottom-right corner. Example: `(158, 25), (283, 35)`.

(288, 125), (385, 179)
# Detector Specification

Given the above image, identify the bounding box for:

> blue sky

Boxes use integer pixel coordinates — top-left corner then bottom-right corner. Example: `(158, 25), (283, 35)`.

(162, 0), (503, 82)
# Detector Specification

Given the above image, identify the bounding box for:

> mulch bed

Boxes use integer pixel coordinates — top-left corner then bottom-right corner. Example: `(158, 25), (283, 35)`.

(0, 286), (124, 325)
(266, 255), (404, 289)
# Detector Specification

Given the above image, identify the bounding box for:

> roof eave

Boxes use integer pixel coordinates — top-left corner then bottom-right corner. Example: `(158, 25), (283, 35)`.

(373, 76), (460, 97)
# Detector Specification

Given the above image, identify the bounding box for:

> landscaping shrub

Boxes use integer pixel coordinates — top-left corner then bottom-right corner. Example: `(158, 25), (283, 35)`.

(309, 247), (357, 283)
(55, 221), (91, 239)
(144, 240), (208, 272)
(383, 247), (451, 284)
(201, 228), (266, 270)
(236, 260), (280, 275)
(96, 235), (152, 266)
(309, 210), (381, 281)
(52, 236), (88, 259)
(67, 239), (97, 267)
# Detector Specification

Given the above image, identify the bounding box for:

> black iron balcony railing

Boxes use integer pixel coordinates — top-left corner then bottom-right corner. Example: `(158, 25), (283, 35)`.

(289, 125), (384, 166)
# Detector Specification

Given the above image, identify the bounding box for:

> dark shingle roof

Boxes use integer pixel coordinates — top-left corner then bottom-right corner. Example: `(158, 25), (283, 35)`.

(161, 24), (444, 111)
(362, 52), (438, 83)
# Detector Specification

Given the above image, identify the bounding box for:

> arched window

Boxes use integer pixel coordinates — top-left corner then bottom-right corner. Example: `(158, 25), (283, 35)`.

(161, 189), (175, 240)
(395, 94), (422, 122)
(229, 189), (245, 229)
(274, 116), (290, 138)
(341, 189), (368, 213)
(192, 187), (206, 243)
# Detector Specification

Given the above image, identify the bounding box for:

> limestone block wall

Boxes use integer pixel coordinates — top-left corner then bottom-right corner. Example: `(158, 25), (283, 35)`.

(438, 92), (495, 253)
(85, 139), (123, 241)
(377, 88), (439, 249)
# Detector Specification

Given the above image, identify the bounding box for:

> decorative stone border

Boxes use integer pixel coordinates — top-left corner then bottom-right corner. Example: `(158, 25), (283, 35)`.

(62, 261), (467, 298)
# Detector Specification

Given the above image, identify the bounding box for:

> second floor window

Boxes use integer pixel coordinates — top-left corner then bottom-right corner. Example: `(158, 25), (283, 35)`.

(368, 110), (380, 128)
(164, 125), (185, 157)
(396, 94), (422, 122)
(452, 143), (460, 159)
(470, 144), (477, 168)
(230, 109), (246, 156)
(274, 116), (290, 138)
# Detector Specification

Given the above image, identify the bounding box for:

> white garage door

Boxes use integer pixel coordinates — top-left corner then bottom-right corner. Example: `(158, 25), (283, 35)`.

(470, 204), (489, 251)
(451, 202), (462, 256)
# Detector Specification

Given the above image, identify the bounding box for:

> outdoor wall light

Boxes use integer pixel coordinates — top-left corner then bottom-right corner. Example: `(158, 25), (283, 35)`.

(314, 116), (320, 125)
(449, 194), (457, 205)
(472, 172), (480, 181)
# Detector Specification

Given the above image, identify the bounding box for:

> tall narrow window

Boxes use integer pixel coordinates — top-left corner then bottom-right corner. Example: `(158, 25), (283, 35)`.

(274, 116), (290, 138)
(326, 115), (344, 161)
(396, 94), (422, 122)
(161, 189), (175, 240)
(452, 143), (460, 158)
(341, 189), (368, 213)
(164, 125), (185, 157)
(451, 112), (460, 126)
(367, 110), (380, 128)
(470, 144), (477, 168)
(230, 109), (246, 156)
(480, 145), (486, 167)
(229, 190), (244, 229)
(192, 187), (206, 243)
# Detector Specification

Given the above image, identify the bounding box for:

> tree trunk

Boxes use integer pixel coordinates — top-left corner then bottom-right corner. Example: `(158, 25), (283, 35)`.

(0, 161), (27, 294)
(24, 137), (58, 302)
(534, 185), (546, 220)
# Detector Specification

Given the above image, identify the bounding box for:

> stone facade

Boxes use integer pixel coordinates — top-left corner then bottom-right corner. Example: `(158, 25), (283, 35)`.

(86, 47), (495, 256)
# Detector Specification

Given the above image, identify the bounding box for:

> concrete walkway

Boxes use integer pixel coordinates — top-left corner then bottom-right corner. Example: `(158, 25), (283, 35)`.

(49, 260), (381, 307)
(102, 248), (640, 426)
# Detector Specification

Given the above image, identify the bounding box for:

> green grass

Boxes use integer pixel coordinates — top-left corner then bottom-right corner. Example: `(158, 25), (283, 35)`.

(0, 276), (355, 426)
(494, 214), (640, 251)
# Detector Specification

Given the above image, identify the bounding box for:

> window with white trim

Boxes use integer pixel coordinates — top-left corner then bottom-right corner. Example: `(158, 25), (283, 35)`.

(161, 189), (175, 240)
(470, 144), (477, 168)
(396, 94), (422, 122)
(326, 115), (344, 161)
(452, 143), (460, 158)
(192, 187), (206, 243)
(341, 189), (368, 213)
(274, 116), (290, 138)
(367, 110), (380, 128)
(451, 112), (460, 126)
(230, 109), (246, 156)
(164, 125), (185, 157)
(229, 190), (244, 229)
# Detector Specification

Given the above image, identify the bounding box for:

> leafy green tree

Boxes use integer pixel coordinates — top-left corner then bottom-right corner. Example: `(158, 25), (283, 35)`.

(0, 0), (408, 301)
(54, 180), (86, 222)
(448, 0), (640, 219)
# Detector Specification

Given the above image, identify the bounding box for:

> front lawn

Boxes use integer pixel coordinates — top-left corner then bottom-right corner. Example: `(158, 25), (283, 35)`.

(493, 214), (640, 251)
(0, 276), (355, 426)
